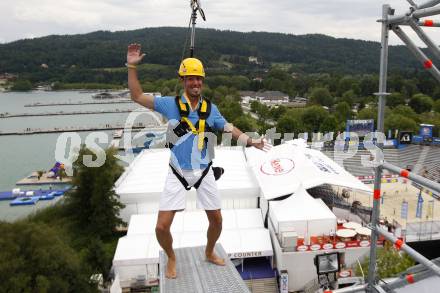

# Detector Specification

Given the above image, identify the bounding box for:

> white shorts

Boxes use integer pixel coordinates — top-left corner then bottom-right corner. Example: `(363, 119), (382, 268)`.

(159, 167), (221, 211)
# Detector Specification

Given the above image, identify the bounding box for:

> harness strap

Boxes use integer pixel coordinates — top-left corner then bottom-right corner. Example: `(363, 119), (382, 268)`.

(198, 118), (206, 150)
(169, 161), (213, 190)
(177, 98), (190, 117)
(193, 161), (213, 189)
(170, 165), (191, 190)
(181, 117), (197, 133)
(175, 96), (210, 151)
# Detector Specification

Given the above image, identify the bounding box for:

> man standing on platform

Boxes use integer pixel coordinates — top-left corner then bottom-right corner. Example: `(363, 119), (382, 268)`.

(126, 43), (265, 278)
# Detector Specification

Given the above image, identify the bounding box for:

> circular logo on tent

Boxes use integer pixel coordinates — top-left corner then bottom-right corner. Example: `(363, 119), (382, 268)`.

(297, 245), (308, 252)
(323, 243), (334, 250)
(260, 158), (295, 176)
(310, 244), (321, 251)
(335, 242), (346, 249)
(339, 270), (351, 278)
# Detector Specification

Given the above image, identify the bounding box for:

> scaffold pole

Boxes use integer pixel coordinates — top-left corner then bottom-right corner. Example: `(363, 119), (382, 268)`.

(367, 4), (391, 292)
(417, 19), (440, 26)
(374, 226), (440, 278)
(388, 4), (440, 24)
(418, 0), (440, 9)
(363, 1), (440, 292)
(392, 25), (440, 82)
(407, 17), (440, 60)
(382, 161), (440, 193)
(380, 269), (433, 291)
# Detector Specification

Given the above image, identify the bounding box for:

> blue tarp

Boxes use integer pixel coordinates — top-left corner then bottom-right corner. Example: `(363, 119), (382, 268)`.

(236, 257), (276, 280)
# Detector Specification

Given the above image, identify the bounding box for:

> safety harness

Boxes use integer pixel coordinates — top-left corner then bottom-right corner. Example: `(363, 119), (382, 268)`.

(167, 95), (224, 190)
(178, 95), (212, 150)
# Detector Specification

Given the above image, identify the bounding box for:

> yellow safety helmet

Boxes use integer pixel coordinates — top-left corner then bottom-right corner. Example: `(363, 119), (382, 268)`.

(178, 58), (205, 78)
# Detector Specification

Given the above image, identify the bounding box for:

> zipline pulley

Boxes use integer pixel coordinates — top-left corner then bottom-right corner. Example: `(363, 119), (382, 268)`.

(189, 0), (206, 57)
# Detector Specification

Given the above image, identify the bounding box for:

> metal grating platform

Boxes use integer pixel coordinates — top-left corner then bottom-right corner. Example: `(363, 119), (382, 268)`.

(159, 244), (251, 293)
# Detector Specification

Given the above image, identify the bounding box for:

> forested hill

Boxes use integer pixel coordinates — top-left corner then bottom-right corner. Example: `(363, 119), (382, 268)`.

(0, 27), (421, 75)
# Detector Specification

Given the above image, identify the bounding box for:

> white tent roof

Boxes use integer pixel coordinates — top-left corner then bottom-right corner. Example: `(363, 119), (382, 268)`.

(113, 234), (155, 266)
(114, 209), (272, 267)
(268, 188), (337, 237)
(245, 140), (372, 200)
(115, 148), (169, 203)
(269, 188), (336, 223)
(127, 209), (264, 236)
(115, 142), (371, 204)
(115, 147), (260, 204)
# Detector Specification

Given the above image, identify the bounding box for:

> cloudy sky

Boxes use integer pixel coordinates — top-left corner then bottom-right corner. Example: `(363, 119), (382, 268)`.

(2, 0), (440, 46)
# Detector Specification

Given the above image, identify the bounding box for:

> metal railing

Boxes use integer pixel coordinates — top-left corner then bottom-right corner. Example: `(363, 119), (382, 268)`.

(406, 220), (440, 241)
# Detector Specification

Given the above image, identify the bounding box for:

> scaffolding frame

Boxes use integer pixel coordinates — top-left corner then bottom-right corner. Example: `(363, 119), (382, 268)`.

(332, 1), (440, 292)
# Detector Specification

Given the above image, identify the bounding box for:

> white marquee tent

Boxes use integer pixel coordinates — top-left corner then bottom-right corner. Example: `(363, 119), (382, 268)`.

(269, 188), (337, 240)
(245, 140), (372, 200)
(115, 147), (260, 222)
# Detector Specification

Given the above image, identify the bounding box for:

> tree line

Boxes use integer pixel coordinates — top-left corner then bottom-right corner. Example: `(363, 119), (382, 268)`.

(151, 67), (440, 136)
(0, 27), (423, 78)
(237, 68), (440, 137)
(2, 27), (438, 133)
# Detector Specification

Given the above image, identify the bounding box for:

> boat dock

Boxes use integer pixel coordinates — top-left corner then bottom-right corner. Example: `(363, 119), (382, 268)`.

(0, 124), (164, 136)
(0, 109), (143, 118)
(0, 189), (66, 200)
(0, 188), (67, 206)
(24, 100), (133, 107)
(16, 171), (72, 186)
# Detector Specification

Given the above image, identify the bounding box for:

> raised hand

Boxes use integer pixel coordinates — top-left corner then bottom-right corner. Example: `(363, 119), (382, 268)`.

(127, 43), (146, 65)
(251, 137), (272, 152)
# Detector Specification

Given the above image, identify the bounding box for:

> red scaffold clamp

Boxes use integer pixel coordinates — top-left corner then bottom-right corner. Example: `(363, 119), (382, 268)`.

(400, 169), (410, 178)
(374, 189), (381, 200)
(394, 239), (404, 250)
(424, 19), (434, 26)
(406, 274), (415, 284)
(424, 59), (433, 69)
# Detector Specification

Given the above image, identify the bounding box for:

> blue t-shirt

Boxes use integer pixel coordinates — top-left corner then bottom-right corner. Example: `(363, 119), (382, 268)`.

(154, 95), (227, 170)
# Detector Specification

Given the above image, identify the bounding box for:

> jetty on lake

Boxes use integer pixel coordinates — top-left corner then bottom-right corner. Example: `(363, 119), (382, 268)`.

(0, 109), (141, 118)
(16, 171), (72, 186)
(24, 100), (133, 107)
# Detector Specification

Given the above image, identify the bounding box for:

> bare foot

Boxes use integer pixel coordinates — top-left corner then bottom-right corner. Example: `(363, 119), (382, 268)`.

(206, 252), (226, 266)
(165, 257), (177, 279)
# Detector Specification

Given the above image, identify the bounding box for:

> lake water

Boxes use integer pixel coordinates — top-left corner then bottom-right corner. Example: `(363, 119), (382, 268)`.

(0, 90), (148, 221)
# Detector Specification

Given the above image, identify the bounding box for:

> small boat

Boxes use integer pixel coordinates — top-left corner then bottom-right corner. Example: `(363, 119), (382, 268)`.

(39, 194), (55, 200)
(92, 92), (115, 99)
(48, 190), (65, 197)
(10, 196), (39, 206)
